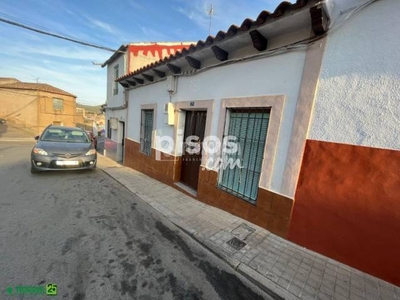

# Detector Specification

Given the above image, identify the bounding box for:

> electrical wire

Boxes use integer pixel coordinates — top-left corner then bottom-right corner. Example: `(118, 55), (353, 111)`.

(328, 0), (381, 30)
(0, 11), (80, 42)
(0, 96), (39, 118)
(0, 90), (102, 116)
(0, 15), (119, 53)
(0, 87), (104, 106)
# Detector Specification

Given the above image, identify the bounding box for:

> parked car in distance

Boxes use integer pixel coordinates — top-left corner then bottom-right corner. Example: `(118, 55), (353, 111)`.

(0, 118), (6, 124)
(31, 125), (97, 173)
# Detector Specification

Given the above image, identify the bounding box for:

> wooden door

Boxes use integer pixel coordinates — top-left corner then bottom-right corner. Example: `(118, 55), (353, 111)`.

(180, 111), (207, 190)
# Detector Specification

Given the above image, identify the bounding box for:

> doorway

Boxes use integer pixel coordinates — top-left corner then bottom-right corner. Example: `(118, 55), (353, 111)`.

(119, 121), (125, 163)
(180, 111), (207, 190)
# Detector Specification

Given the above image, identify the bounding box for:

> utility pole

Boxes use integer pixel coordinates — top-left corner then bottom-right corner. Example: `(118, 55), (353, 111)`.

(208, 4), (214, 36)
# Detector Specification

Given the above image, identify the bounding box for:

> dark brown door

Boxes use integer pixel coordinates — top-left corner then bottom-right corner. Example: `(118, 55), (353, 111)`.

(180, 111), (207, 190)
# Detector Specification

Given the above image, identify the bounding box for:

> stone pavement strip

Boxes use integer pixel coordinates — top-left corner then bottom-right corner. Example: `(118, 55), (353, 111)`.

(98, 154), (400, 300)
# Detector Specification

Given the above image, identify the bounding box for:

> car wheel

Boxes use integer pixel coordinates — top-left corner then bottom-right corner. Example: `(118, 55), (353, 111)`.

(31, 163), (39, 174)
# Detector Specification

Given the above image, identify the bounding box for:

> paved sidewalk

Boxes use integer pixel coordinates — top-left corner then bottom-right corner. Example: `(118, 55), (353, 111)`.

(98, 154), (400, 300)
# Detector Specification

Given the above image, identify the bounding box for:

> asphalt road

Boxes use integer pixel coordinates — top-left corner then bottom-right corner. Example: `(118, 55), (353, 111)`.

(0, 141), (273, 300)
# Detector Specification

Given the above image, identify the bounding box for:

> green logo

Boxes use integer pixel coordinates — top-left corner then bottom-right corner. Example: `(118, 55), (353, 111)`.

(6, 286), (13, 295)
(46, 284), (57, 296)
(4, 283), (57, 296)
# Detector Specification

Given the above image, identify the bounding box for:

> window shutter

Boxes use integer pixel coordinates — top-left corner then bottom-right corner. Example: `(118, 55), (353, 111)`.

(219, 108), (270, 202)
(140, 110), (154, 156)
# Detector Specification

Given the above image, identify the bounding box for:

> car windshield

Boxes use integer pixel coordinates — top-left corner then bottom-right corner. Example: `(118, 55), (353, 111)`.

(41, 128), (90, 143)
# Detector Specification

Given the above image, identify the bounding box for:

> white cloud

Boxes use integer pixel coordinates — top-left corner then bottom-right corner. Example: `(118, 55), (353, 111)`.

(88, 18), (116, 35)
(173, 1), (212, 31)
(0, 41), (107, 105)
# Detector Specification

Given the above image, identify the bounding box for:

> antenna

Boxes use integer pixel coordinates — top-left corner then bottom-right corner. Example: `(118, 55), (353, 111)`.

(208, 4), (214, 36)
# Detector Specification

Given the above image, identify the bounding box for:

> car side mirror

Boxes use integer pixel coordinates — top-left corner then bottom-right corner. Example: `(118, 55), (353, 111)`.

(34, 135), (39, 140)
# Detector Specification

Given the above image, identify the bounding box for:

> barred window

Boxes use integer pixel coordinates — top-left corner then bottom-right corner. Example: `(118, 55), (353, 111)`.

(113, 64), (119, 95)
(53, 98), (63, 110)
(219, 107), (270, 203)
(140, 109), (154, 156)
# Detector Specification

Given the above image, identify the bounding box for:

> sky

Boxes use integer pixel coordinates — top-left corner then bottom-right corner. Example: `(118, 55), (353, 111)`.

(0, 0), (284, 105)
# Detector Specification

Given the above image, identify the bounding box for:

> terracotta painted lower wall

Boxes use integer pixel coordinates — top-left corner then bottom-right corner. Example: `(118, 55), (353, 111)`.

(197, 169), (293, 238)
(289, 140), (400, 285)
(124, 138), (294, 238)
(124, 139), (181, 185)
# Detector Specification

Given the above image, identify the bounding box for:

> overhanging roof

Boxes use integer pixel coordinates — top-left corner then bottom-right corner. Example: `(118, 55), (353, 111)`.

(116, 0), (328, 87)
(101, 44), (128, 68)
(0, 82), (76, 98)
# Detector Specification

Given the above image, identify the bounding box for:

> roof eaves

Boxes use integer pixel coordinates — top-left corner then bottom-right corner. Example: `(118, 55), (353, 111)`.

(101, 44), (128, 68)
(0, 83), (77, 98)
(117, 0), (312, 84)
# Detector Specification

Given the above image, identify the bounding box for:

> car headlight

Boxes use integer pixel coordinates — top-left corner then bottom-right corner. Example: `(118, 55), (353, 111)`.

(85, 149), (97, 156)
(33, 147), (48, 156)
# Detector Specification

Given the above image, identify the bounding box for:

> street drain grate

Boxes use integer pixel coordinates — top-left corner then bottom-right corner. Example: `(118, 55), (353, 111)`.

(226, 237), (247, 250)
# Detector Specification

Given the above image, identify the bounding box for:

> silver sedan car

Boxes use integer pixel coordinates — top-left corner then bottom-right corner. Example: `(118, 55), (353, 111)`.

(31, 125), (97, 173)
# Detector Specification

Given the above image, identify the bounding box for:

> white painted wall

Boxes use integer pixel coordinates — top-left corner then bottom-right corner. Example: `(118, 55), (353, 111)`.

(106, 55), (126, 108)
(105, 54), (127, 141)
(309, 0), (400, 150)
(127, 47), (307, 194)
(126, 78), (172, 142)
(105, 54), (127, 162)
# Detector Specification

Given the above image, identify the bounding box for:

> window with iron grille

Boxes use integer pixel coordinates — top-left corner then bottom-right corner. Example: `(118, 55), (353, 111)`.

(52, 98), (63, 110)
(140, 109), (154, 156)
(218, 107), (270, 203)
(107, 120), (112, 138)
(113, 64), (119, 95)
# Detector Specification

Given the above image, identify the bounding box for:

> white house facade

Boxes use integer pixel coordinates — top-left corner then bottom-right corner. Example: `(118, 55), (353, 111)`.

(103, 45), (128, 162)
(289, 0), (400, 286)
(116, 0), (400, 286)
(102, 43), (193, 162)
(118, 0), (325, 239)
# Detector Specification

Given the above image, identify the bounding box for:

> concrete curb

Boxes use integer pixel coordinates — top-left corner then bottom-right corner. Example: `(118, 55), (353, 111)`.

(96, 154), (400, 300)
(97, 155), (297, 300)
(171, 223), (288, 300)
(237, 264), (298, 300)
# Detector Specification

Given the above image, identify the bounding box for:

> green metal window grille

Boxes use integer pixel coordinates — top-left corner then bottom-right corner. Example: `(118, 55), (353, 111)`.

(218, 108), (270, 203)
(141, 110), (153, 156)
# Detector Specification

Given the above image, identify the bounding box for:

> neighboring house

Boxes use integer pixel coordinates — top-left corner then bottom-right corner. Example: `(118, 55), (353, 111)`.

(75, 106), (105, 133)
(0, 78), (77, 134)
(101, 42), (193, 162)
(116, 0), (400, 286)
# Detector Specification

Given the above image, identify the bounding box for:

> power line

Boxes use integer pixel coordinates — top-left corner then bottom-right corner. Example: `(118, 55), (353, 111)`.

(0, 15), (119, 53)
(0, 11), (79, 41)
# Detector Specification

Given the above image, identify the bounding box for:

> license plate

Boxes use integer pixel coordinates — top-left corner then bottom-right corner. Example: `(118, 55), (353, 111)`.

(56, 161), (79, 166)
